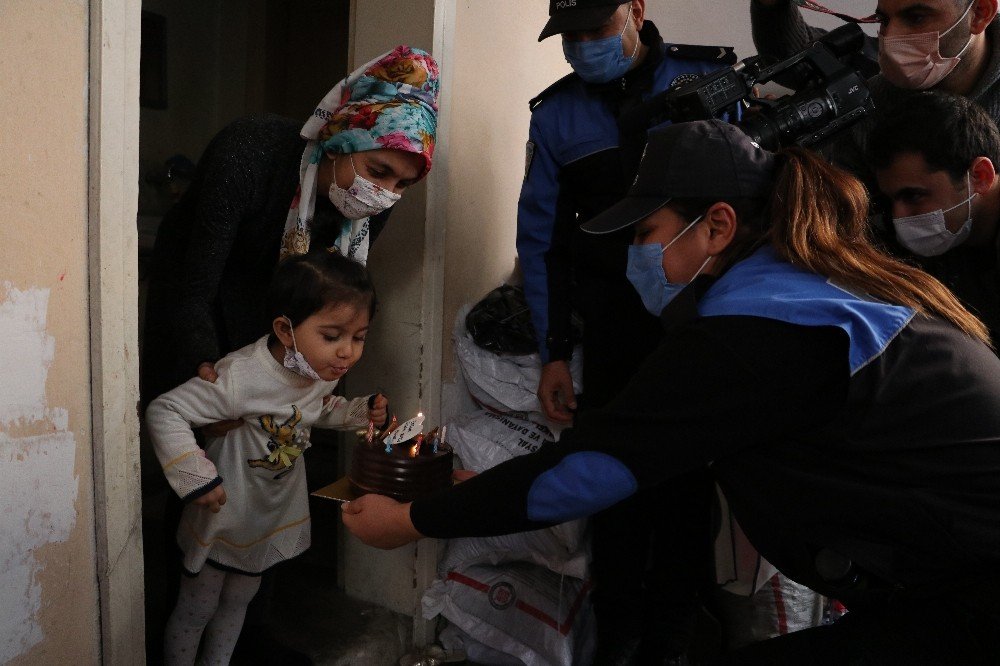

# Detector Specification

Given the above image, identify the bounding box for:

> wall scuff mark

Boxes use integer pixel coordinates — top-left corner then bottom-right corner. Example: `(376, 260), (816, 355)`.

(0, 284), (78, 661)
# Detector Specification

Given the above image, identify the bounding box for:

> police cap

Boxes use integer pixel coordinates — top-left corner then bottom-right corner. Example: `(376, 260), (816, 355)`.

(538, 0), (631, 42)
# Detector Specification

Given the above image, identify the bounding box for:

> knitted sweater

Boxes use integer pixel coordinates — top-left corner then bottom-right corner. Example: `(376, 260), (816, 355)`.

(141, 115), (391, 403)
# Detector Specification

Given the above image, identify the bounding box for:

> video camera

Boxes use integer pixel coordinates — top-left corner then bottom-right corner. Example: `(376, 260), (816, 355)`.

(625, 23), (875, 151)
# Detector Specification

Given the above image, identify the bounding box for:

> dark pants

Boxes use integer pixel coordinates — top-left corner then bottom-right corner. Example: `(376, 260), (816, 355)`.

(591, 469), (715, 662)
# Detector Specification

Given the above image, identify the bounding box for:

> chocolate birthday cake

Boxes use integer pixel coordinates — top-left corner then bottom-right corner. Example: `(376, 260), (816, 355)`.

(348, 424), (453, 502)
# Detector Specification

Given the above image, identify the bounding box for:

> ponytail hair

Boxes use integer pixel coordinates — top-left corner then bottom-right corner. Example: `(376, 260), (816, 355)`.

(767, 147), (990, 345)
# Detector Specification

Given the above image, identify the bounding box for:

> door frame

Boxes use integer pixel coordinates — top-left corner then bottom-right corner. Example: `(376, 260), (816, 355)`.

(88, 0), (146, 662)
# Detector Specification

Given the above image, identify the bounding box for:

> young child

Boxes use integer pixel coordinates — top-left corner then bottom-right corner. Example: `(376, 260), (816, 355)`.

(146, 249), (388, 665)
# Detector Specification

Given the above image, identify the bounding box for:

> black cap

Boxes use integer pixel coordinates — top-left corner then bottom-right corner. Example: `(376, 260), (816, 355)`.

(538, 0), (631, 42)
(582, 120), (778, 234)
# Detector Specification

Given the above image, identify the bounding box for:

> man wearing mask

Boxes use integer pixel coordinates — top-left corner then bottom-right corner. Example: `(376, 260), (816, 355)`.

(749, 0), (1000, 181)
(869, 91), (1000, 344)
(518, 1), (739, 662)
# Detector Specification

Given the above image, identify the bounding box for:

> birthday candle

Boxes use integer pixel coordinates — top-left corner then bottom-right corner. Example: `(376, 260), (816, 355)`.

(436, 425), (446, 454)
(366, 419), (375, 445)
(381, 415), (399, 453)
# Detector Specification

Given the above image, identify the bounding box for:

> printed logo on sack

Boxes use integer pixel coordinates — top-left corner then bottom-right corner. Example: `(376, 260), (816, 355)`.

(555, 0), (577, 8)
(488, 582), (517, 610)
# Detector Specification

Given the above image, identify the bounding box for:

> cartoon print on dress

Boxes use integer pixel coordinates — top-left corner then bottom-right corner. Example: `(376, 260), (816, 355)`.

(249, 405), (307, 479)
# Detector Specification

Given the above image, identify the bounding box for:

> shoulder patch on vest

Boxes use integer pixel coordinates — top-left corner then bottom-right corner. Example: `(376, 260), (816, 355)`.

(665, 43), (737, 66)
(529, 72), (579, 112)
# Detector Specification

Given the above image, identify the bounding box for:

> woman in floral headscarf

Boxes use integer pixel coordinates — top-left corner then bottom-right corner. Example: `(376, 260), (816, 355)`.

(144, 45), (439, 403)
(140, 45), (439, 664)
(282, 45), (440, 262)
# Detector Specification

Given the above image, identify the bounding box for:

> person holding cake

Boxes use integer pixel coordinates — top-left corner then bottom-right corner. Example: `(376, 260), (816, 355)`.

(147, 249), (390, 665)
(344, 120), (1000, 662)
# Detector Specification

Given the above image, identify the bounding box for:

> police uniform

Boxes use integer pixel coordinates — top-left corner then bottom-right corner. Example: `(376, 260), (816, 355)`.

(413, 246), (1000, 664)
(517, 19), (739, 659)
(519, 22), (737, 398)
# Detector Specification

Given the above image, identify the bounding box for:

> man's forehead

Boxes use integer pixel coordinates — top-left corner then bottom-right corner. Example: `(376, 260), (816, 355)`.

(876, 0), (958, 15)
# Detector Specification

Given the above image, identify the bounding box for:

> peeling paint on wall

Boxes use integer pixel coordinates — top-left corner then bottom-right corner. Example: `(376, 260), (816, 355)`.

(0, 284), (79, 662)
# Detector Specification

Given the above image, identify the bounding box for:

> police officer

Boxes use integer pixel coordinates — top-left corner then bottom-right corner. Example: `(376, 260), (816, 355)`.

(518, 1), (739, 661)
(346, 120), (1000, 665)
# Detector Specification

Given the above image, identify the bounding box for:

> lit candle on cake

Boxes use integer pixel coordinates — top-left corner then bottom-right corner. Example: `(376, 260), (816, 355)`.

(409, 433), (425, 458)
(381, 415), (398, 454)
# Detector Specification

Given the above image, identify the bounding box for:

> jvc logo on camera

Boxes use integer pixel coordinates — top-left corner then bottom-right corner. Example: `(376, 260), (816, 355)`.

(556, 0), (577, 8)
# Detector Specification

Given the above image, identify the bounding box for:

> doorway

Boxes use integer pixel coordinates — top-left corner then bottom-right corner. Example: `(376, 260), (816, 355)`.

(136, 1), (365, 662)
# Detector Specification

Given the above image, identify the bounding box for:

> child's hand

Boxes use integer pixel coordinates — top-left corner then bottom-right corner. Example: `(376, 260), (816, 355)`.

(369, 393), (389, 427)
(192, 485), (227, 513)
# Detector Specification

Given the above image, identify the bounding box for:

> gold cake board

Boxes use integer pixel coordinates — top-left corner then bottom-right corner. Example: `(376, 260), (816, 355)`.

(311, 476), (358, 504)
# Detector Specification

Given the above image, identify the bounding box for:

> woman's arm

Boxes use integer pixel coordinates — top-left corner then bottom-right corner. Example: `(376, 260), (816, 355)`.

(343, 317), (849, 547)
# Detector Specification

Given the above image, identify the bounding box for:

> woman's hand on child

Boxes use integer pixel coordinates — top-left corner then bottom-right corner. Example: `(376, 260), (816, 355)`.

(369, 393), (389, 427)
(341, 494), (423, 549)
(192, 485), (227, 513)
(196, 361), (244, 437)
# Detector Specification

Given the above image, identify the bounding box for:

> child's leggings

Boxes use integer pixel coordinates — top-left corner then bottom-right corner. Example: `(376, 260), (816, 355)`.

(163, 565), (262, 666)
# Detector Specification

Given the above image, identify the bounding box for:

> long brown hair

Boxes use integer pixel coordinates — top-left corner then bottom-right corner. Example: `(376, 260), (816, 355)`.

(764, 147), (990, 345)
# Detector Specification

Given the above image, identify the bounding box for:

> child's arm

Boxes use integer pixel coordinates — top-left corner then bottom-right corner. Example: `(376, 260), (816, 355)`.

(145, 365), (239, 503)
(314, 392), (387, 430)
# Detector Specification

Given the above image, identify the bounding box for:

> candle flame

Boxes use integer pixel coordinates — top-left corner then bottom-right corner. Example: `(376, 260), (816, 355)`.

(409, 442), (420, 458)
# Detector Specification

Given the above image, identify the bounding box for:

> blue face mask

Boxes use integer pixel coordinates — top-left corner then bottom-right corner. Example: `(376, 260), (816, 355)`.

(626, 215), (712, 315)
(562, 9), (639, 84)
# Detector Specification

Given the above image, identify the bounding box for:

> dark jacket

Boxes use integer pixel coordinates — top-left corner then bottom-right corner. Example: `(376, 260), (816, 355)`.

(749, 1), (1000, 345)
(412, 249), (1000, 606)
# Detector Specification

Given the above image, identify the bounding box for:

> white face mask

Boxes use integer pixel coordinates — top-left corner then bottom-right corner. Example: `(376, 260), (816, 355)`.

(878, 0), (976, 90)
(893, 172), (977, 256)
(281, 317), (323, 380)
(328, 155), (402, 220)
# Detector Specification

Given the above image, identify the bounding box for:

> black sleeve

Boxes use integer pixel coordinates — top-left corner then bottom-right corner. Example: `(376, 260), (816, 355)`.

(542, 177), (579, 362)
(411, 316), (849, 538)
(156, 120), (269, 379)
(750, 0), (827, 64)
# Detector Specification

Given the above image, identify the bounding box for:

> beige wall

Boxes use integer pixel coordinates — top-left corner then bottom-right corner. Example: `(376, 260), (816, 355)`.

(341, 0), (439, 618)
(437, 2), (569, 385)
(0, 1), (101, 663)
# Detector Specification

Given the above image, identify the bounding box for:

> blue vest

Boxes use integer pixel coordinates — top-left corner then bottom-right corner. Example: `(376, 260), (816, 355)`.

(699, 247), (915, 375)
(524, 248), (916, 524)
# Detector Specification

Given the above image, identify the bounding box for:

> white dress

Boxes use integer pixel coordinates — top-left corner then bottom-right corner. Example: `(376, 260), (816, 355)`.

(146, 336), (370, 574)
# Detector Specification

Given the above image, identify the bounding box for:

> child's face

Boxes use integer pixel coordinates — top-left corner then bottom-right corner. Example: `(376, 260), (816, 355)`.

(288, 303), (370, 381)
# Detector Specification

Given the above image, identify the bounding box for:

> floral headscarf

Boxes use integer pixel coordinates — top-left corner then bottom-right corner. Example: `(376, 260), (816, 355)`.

(281, 46), (440, 263)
